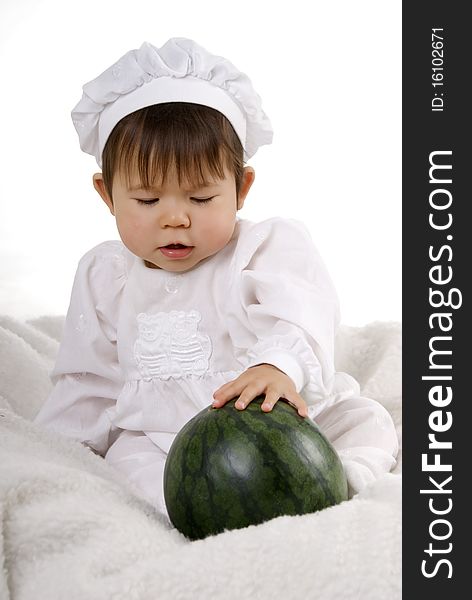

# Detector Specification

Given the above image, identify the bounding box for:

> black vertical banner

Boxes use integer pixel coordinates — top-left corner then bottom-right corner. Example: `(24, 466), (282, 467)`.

(403, 1), (469, 596)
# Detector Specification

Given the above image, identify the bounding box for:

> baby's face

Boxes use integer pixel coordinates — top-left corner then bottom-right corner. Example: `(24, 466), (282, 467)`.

(108, 165), (252, 272)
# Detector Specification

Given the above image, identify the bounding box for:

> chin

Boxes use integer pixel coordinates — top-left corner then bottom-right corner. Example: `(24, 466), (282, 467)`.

(158, 259), (198, 273)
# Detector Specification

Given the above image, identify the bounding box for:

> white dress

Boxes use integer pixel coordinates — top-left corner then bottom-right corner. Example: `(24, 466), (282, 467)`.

(34, 217), (398, 520)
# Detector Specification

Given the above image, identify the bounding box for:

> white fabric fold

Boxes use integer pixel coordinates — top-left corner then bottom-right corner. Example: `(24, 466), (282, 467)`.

(34, 241), (128, 456)
(226, 218), (358, 416)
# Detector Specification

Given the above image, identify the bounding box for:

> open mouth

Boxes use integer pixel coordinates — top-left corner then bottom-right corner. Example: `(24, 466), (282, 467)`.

(159, 244), (194, 259)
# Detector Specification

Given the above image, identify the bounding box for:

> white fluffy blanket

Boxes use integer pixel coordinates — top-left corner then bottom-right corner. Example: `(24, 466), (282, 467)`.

(0, 316), (402, 600)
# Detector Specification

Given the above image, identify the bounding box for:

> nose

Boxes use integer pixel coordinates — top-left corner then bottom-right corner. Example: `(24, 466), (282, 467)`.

(158, 199), (191, 228)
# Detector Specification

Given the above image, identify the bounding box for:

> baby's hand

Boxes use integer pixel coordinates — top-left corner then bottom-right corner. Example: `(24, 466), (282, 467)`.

(212, 363), (308, 418)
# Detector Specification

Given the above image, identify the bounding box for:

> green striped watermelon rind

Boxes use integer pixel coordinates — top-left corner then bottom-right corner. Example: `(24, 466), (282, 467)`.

(164, 395), (348, 540)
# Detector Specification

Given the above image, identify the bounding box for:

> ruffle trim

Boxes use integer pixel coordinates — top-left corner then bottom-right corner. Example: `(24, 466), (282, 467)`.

(106, 370), (242, 433)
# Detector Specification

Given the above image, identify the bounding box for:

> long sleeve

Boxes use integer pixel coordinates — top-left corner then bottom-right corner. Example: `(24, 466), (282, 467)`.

(34, 241), (127, 457)
(227, 218), (354, 416)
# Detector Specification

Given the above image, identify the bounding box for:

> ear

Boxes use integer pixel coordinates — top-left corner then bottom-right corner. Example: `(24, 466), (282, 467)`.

(237, 166), (255, 211)
(93, 173), (115, 215)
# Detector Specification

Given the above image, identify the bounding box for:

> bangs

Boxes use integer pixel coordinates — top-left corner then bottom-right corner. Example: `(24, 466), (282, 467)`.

(102, 102), (244, 195)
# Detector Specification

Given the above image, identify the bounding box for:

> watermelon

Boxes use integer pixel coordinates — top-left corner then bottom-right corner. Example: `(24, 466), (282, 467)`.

(163, 395), (347, 540)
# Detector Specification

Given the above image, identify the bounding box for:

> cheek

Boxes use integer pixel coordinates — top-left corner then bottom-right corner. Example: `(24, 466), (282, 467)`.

(115, 212), (151, 247)
(197, 209), (236, 249)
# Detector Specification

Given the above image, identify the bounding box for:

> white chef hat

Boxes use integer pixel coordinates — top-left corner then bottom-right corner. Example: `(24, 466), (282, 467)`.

(71, 37), (273, 168)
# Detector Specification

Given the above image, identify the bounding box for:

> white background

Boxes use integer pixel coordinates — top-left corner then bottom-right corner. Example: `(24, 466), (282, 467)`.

(0, 0), (401, 326)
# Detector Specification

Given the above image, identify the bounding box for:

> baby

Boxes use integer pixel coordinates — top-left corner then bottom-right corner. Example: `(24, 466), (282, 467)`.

(34, 37), (398, 521)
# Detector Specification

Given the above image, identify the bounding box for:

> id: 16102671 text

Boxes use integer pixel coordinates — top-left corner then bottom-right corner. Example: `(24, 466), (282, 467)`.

(431, 28), (444, 112)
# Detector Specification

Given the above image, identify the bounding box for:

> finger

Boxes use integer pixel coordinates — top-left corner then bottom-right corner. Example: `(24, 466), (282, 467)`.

(214, 376), (242, 394)
(212, 395), (239, 408)
(213, 378), (246, 405)
(282, 392), (309, 418)
(213, 380), (237, 399)
(261, 389), (281, 412)
(212, 390), (240, 407)
(234, 383), (266, 410)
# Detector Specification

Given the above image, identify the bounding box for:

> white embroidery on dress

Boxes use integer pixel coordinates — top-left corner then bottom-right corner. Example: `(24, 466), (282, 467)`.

(75, 314), (87, 333)
(134, 310), (212, 379)
(164, 275), (181, 294)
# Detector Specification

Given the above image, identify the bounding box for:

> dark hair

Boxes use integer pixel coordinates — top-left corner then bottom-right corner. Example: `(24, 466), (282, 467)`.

(101, 102), (245, 201)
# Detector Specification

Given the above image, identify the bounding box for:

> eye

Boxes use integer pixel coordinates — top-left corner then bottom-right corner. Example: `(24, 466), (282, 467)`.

(135, 198), (159, 206)
(190, 196), (215, 204)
